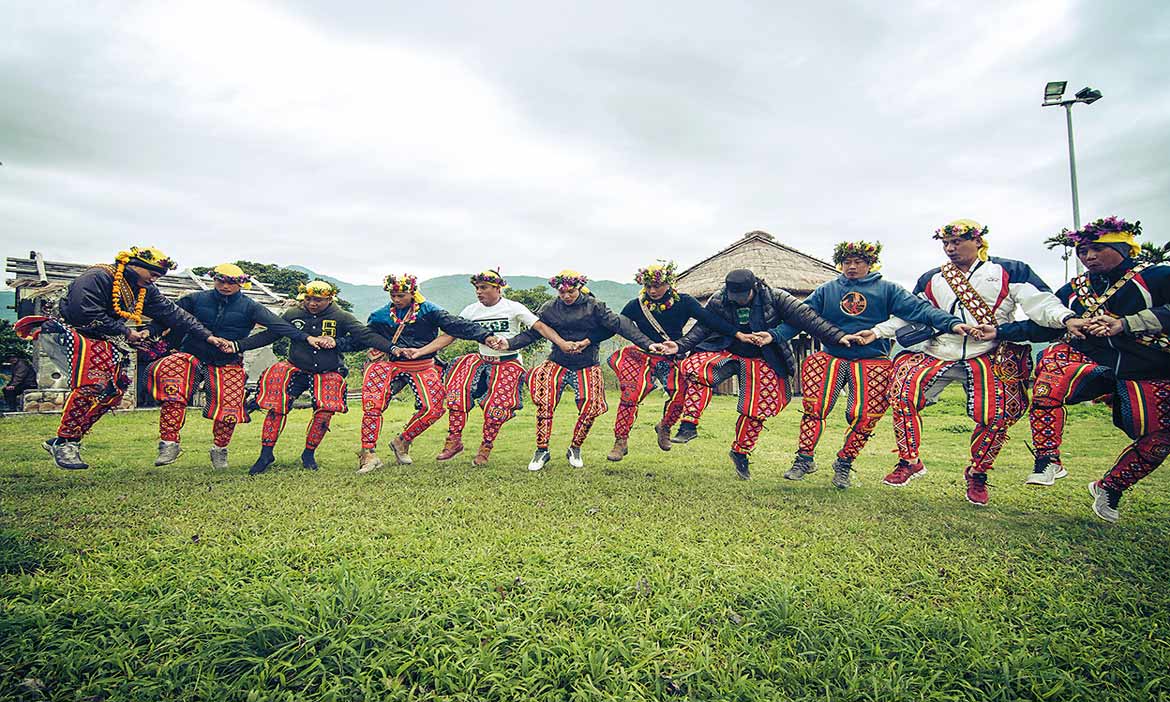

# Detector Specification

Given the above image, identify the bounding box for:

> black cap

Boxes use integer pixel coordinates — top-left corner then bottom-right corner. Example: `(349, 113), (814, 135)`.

(724, 269), (756, 305)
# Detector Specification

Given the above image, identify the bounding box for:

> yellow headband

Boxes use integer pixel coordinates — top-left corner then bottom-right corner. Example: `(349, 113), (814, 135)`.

(1092, 232), (1141, 258)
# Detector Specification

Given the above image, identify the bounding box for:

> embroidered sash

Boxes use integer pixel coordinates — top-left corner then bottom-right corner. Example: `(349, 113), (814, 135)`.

(939, 263), (1030, 382)
(1070, 264), (1169, 353)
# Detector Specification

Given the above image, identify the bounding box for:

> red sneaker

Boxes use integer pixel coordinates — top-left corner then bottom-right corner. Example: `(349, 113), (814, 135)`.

(882, 459), (926, 486)
(965, 468), (989, 506)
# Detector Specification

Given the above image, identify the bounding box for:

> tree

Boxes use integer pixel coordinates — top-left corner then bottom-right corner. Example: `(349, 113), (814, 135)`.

(191, 261), (352, 310)
(0, 320), (31, 360)
(1138, 241), (1170, 265)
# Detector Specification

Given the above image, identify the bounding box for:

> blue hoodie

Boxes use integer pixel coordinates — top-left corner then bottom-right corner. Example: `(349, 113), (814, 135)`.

(775, 272), (961, 360)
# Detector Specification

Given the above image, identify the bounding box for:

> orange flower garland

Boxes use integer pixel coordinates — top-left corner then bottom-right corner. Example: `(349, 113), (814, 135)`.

(111, 259), (147, 324)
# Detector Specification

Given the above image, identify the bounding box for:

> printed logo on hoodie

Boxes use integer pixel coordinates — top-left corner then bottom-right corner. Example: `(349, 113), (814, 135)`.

(840, 292), (868, 316)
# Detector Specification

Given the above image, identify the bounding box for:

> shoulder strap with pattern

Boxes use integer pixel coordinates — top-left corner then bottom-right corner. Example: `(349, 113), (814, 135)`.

(1072, 263), (1149, 317)
(939, 263), (995, 326)
(638, 300), (671, 342)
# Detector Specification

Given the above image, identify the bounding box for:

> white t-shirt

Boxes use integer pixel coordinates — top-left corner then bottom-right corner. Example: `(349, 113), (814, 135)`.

(459, 297), (539, 357)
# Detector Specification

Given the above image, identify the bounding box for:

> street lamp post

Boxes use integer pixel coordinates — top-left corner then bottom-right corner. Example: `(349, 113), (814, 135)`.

(1043, 81), (1103, 276)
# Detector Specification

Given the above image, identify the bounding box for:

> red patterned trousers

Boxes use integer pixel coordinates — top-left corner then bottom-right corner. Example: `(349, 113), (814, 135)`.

(255, 362), (347, 450)
(1029, 343), (1116, 460)
(797, 352), (892, 460)
(147, 353), (249, 447)
(680, 350), (789, 454)
(889, 351), (1029, 472)
(361, 358), (446, 448)
(1100, 378), (1170, 491)
(528, 361), (608, 449)
(443, 354), (526, 446)
(54, 330), (128, 441)
(607, 346), (684, 440)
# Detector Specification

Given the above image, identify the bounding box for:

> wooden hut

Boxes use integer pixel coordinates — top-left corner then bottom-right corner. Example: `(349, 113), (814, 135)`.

(674, 231), (838, 395)
(4, 252), (290, 413)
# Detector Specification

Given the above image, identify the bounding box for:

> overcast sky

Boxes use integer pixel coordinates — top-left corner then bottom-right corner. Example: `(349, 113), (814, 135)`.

(2, 0), (1167, 292)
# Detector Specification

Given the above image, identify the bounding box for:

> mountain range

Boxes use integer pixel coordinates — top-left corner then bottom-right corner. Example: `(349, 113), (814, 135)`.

(287, 267), (642, 319)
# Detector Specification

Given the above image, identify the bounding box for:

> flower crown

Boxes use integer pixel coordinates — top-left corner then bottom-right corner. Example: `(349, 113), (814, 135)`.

(832, 241), (882, 265)
(470, 269), (507, 288)
(383, 273), (419, 294)
(932, 222), (989, 240)
(210, 264), (252, 286)
(1067, 216), (1142, 246)
(298, 280), (340, 299)
(116, 246), (177, 272)
(548, 270), (588, 292)
(634, 261), (677, 287)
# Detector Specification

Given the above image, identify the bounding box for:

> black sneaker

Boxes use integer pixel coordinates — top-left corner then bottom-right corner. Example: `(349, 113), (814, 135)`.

(249, 447), (275, 475)
(671, 422), (698, 444)
(729, 451), (751, 480)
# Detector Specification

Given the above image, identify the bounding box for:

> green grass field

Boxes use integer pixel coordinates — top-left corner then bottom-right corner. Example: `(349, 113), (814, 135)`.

(2, 389), (1169, 701)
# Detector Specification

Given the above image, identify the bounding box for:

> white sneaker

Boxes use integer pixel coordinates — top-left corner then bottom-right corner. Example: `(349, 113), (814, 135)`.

(566, 446), (584, 468)
(1025, 457), (1067, 486)
(1088, 481), (1121, 523)
(209, 446), (229, 470)
(527, 449), (550, 472)
(155, 440), (182, 466)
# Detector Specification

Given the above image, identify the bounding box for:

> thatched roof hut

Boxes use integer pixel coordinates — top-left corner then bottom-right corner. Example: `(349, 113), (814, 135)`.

(675, 230), (837, 301)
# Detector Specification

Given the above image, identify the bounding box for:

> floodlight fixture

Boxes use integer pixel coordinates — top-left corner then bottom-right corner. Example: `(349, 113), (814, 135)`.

(1044, 81), (1067, 105)
(1075, 87), (1102, 104)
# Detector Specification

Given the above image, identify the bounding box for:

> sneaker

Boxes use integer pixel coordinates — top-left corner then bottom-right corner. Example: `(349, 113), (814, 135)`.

(566, 445), (584, 468)
(607, 438), (628, 462)
(882, 459), (926, 487)
(301, 449), (318, 470)
(209, 446), (229, 470)
(654, 423), (672, 451)
(671, 422), (698, 444)
(965, 469), (989, 506)
(784, 454), (817, 481)
(389, 435), (413, 465)
(154, 440), (182, 466)
(527, 448), (551, 472)
(44, 437), (88, 470)
(831, 458), (853, 489)
(729, 451), (751, 480)
(1088, 481), (1121, 523)
(1025, 456), (1068, 486)
(356, 448), (383, 475)
(435, 435), (464, 462)
(472, 442), (493, 467)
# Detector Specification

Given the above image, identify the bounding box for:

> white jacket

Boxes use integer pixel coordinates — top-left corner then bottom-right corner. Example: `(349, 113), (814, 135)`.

(875, 257), (1074, 361)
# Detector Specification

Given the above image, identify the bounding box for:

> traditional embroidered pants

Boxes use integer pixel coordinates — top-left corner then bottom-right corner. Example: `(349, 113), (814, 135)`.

(607, 346), (685, 440)
(680, 350), (789, 454)
(443, 353), (526, 446)
(1029, 343), (1115, 460)
(889, 350), (1029, 472)
(147, 353), (249, 447)
(528, 361), (608, 449)
(255, 361), (347, 450)
(49, 327), (129, 441)
(796, 352), (893, 460)
(361, 358), (446, 448)
(1099, 378), (1170, 491)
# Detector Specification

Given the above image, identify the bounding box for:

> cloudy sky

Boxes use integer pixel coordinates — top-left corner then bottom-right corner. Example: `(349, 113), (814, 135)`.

(2, 0), (1167, 291)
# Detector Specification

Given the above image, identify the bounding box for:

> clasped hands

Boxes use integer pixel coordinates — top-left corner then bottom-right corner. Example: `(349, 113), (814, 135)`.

(966, 316), (1120, 343)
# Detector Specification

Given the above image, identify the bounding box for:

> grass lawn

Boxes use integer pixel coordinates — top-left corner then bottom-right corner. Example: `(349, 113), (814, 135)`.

(2, 388), (1168, 701)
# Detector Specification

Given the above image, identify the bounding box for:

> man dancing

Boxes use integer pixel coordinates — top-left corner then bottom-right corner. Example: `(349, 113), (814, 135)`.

(506, 270), (669, 472)
(21, 247), (229, 470)
(984, 217), (1168, 521)
(421, 269), (575, 467)
(880, 219), (1082, 506)
(605, 261), (744, 461)
(145, 264), (317, 469)
(672, 268), (848, 480)
(245, 280), (395, 475)
(779, 242), (969, 488)
(357, 273), (503, 473)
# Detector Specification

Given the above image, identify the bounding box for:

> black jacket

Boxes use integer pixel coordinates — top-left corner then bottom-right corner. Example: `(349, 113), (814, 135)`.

(676, 281), (847, 377)
(153, 289), (309, 366)
(241, 302), (393, 374)
(62, 266), (211, 342)
(366, 301), (491, 360)
(508, 294), (655, 370)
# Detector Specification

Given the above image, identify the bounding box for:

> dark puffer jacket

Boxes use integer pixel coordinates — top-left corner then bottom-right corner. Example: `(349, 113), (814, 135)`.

(675, 281), (847, 378)
(507, 293), (655, 370)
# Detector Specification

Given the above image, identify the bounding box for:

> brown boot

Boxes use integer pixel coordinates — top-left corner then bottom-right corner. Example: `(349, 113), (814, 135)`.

(435, 434), (464, 461)
(390, 435), (413, 465)
(607, 437), (629, 462)
(472, 442), (493, 467)
(356, 448), (383, 474)
(654, 423), (672, 451)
